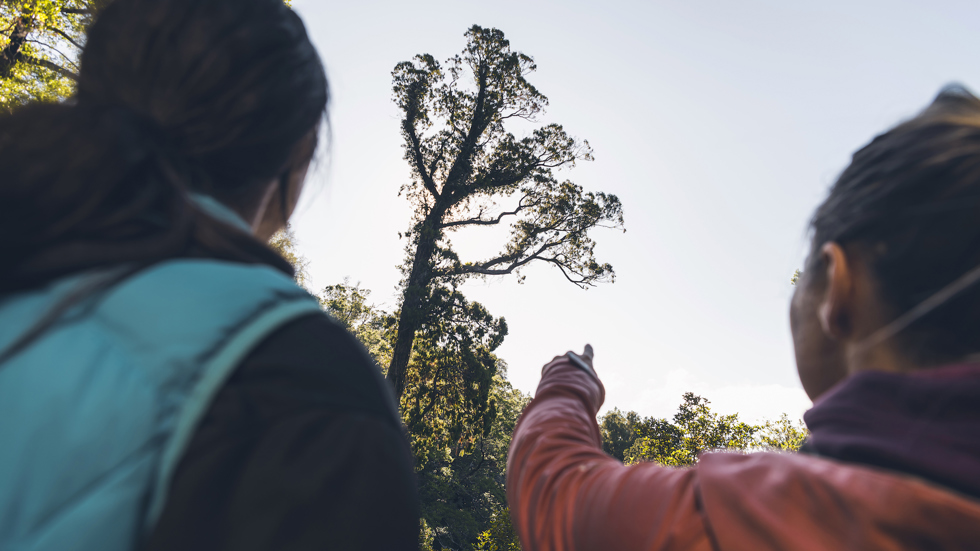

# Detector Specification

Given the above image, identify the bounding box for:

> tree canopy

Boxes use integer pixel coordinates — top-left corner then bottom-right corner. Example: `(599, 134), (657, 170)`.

(377, 27), (625, 547)
(0, 0), (104, 110)
(600, 394), (809, 468)
(1, 0), (292, 109)
(386, 24), (625, 401)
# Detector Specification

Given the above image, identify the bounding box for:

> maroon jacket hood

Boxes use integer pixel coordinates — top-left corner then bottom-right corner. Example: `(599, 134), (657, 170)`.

(803, 363), (980, 499)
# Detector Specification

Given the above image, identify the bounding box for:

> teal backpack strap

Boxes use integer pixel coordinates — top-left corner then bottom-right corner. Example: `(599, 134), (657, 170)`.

(145, 298), (324, 527)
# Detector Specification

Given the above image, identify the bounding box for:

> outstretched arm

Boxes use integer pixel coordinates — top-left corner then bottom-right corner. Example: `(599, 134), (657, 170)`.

(506, 350), (713, 551)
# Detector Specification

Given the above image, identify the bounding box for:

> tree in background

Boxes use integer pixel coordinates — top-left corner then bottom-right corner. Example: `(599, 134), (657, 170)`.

(318, 279), (531, 551)
(379, 27), (624, 548)
(319, 278), (396, 367)
(756, 413), (809, 451)
(626, 393), (757, 466)
(600, 393), (809, 468)
(0, 0), (101, 110)
(1, 0), (292, 109)
(473, 508), (522, 551)
(387, 25), (624, 401)
(416, 372), (529, 550)
(268, 226), (311, 288)
(599, 408), (644, 462)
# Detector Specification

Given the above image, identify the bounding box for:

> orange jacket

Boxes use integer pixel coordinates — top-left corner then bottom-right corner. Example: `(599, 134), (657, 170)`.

(506, 355), (980, 550)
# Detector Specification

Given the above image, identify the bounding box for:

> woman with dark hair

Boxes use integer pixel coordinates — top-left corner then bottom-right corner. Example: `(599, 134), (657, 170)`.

(507, 87), (980, 549)
(0, 0), (418, 549)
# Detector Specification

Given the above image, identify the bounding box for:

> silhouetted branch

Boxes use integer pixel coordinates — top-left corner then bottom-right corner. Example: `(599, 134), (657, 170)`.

(46, 26), (83, 50)
(439, 195), (536, 228)
(22, 54), (78, 79)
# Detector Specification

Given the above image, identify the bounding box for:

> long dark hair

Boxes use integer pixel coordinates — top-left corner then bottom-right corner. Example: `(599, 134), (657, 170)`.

(808, 85), (980, 364)
(0, 0), (328, 294)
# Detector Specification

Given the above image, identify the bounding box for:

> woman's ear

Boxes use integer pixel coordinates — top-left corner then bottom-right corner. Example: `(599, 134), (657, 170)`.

(817, 242), (854, 339)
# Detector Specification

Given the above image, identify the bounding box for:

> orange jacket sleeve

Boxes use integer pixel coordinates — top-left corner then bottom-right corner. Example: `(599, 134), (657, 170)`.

(506, 355), (714, 551)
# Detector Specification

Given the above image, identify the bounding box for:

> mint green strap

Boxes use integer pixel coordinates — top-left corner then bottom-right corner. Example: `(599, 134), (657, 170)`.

(145, 299), (324, 527)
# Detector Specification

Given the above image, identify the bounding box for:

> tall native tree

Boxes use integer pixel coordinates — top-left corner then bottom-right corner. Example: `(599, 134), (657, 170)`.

(388, 25), (625, 404)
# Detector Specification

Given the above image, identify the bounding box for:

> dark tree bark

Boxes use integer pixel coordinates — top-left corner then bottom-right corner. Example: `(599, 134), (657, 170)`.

(0, 13), (33, 78)
(388, 206), (446, 397)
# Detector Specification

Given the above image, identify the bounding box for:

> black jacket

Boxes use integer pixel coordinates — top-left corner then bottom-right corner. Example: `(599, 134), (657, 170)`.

(145, 314), (419, 550)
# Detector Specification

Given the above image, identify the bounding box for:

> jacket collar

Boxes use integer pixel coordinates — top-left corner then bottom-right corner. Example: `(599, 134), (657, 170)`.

(803, 363), (980, 499)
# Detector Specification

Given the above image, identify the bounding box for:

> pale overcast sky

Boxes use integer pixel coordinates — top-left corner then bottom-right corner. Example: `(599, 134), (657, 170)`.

(288, 0), (980, 423)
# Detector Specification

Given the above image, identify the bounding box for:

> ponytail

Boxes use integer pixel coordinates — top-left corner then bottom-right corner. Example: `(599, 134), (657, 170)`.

(0, 101), (292, 294)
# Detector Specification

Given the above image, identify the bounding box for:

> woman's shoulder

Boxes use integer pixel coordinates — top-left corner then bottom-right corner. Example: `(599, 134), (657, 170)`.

(227, 312), (402, 429)
(695, 451), (980, 547)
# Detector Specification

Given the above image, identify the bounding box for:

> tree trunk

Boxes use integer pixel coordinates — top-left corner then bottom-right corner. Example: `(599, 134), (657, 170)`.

(386, 205), (447, 398)
(0, 13), (34, 78)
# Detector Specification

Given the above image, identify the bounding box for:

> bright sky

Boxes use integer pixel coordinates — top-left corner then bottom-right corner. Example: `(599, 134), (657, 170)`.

(288, 0), (980, 423)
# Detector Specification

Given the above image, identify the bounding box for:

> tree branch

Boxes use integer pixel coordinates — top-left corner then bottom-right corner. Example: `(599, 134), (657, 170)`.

(442, 65), (491, 203)
(541, 257), (592, 286)
(21, 54), (78, 80)
(443, 240), (562, 277)
(426, 134), (450, 182)
(439, 195), (535, 229)
(27, 39), (80, 70)
(404, 118), (440, 199)
(46, 26), (84, 51)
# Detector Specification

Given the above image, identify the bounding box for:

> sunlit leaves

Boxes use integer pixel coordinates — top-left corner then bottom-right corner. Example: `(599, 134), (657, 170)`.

(599, 393), (807, 467)
(416, 371), (529, 551)
(319, 278), (525, 549)
(1, 0), (296, 111)
(755, 413), (809, 452)
(403, 285), (507, 466)
(268, 226), (311, 287)
(320, 279), (397, 369)
(0, 0), (93, 110)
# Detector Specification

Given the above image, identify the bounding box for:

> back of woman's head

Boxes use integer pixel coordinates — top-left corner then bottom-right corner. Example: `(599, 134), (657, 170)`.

(0, 0), (327, 292)
(809, 85), (980, 364)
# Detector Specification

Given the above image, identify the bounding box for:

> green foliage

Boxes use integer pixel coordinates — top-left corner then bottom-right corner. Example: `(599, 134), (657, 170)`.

(404, 286), (507, 467)
(268, 226), (311, 288)
(599, 408), (643, 462)
(387, 24), (625, 400)
(474, 508), (521, 551)
(413, 371), (528, 550)
(600, 393), (806, 467)
(419, 518), (437, 551)
(755, 413), (809, 452)
(383, 27), (623, 547)
(319, 279), (527, 550)
(1, 0), (295, 110)
(391, 25), (624, 291)
(0, 0), (97, 110)
(319, 279), (397, 370)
